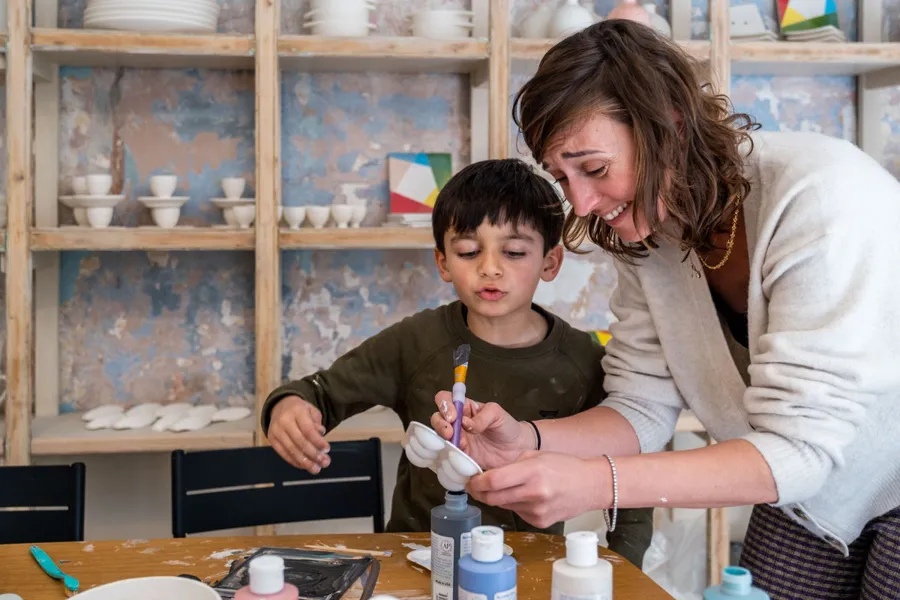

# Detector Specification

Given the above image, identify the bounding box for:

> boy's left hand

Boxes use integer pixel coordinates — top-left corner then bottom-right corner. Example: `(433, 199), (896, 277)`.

(465, 451), (613, 529)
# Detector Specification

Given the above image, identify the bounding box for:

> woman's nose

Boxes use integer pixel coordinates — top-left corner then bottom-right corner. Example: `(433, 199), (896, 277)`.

(566, 179), (601, 217)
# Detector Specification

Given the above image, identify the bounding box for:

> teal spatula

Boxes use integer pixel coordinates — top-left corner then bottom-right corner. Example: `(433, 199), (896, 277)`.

(30, 545), (79, 596)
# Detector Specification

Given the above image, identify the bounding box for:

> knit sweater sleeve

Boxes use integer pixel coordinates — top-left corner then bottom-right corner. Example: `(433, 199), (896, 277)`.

(742, 159), (900, 506)
(601, 259), (687, 453)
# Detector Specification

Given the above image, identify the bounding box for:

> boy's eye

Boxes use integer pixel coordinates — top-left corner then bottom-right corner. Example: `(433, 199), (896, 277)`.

(456, 250), (478, 258)
(505, 251), (526, 258)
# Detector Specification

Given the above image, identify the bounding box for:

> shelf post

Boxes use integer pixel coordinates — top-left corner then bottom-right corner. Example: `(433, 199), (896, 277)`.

(708, 0), (730, 96)
(4, 0), (35, 465)
(488, 0), (510, 159)
(858, 0), (883, 161)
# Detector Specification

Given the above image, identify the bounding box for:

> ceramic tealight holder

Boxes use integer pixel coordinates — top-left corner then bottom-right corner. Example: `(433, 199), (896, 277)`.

(331, 204), (353, 228)
(283, 206), (306, 229)
(306, 206), (330, 229)
(350, 204), (367, 228)
(86, 174), (112, 196)
(221, 177), (245, 200)
(403, 421), (482, 492)
(232, 204), (256, 228)
(60, 192), (125, 228)
(72, 176), (88, 195)
(150, 175), (178, 198)
(138, 196), (189, 228)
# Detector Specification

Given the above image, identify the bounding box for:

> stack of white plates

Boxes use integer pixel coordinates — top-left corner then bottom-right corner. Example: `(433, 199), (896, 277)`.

(84, 0), (220, 32)
(784, 25), (847, 43)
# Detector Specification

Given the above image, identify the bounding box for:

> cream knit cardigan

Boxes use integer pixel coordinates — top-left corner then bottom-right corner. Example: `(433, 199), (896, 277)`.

(602, 131), (900, 555)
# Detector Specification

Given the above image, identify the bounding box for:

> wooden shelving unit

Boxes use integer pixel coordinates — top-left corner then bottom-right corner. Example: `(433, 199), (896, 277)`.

(4, 0), (898, 586)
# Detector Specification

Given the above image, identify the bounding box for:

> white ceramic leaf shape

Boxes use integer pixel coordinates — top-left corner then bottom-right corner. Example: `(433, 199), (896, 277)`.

(210, 406), (252, 422)
(157, 403), (192, 418)
(82, 404), (124, 422)
(188, 404), (217, 419)
(85, 412), (124, 430)
(113, 411), (159, 430)
(170, 413), (214, 432)
(124, 402), (163, 419)
(152, 413), (184, 432)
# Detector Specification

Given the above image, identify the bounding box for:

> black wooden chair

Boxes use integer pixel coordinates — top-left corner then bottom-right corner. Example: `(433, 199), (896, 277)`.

(0, 462), (86, 544)
(170, 439), (385, 537)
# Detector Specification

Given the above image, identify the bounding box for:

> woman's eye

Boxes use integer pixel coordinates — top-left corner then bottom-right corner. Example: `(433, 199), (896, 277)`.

(587, 166), (608, 177)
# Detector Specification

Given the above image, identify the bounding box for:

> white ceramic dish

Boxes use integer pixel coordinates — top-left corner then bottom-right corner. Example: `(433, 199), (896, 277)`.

(403, 421), (482, 492)
(406, 543), (513, 571)
(138, 196), (189, 208)
(73, 576), (221, 600)
(61, 194), (125, 208)
(84, 12), (216, 32)
(210, 197), (255, 207)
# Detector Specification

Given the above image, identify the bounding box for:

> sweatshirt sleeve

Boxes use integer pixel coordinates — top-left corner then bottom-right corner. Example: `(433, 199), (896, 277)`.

(260, 317), (413, 435)
(601, 260), (687, 453)
(741, 164), (900, 506)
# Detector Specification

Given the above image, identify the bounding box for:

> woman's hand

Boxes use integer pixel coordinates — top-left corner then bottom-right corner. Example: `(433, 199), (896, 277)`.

(267, 395), (331, 474)
(466, 451), (612, 529)
(430, 391), (534, 470)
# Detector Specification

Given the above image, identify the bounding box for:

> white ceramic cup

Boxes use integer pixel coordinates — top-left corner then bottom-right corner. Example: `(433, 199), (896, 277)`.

(72, 176), (88, 195)
(223, 207), (238, 227)
(306, 206), (330, 229)
(152, 207), (181, 229)
(87, 174), (113, 196)
(233, 205), (256, 228)
(331, 204), (353, 228)
(73, 208), (88, 226)
(86, 206), (114, 228)
(303, 3), (374, 20)
(350, 204), (367, 228)
(411, 11), (474, 39)
(221, 177), (245, 199)
(283, 206), (306, 230)
(305, 20), (376, 36)
(150, 175), (177, 198)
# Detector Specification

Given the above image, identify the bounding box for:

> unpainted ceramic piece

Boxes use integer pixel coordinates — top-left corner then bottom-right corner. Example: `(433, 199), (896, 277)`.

(152, 413), (184, 432)
(403, 421), (483, 492)
(157, 403), (193, 418)
(170, 413), (215, 432)
(113, 411), (160, 430)
(188, 404), (218, 419)
(86, 412), (124, 430)
(82, 404), (124, 422)
(210, 406), (252, 422)
(124, 402), (163, 419)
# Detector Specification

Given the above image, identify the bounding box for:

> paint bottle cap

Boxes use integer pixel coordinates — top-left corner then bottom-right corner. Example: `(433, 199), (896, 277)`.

(249, 555), (285, 595)
(565, 531), (599, 567)
(471, 526), (505, 563)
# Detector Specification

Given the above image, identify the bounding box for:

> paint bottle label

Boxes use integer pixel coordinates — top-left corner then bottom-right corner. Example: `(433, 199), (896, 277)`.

(432, 532), (454, 600)
(460, 532), (472, 557)
(552, 593), (610, 600)
(460, 587), (516, 600)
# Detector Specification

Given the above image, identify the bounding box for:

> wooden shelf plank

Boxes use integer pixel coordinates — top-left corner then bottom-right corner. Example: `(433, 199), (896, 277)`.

(30, 227), (255, 251)
(31, 28), (255, 69)
(278, 35), (488, 73)
(512, 38), (710, 72)
(280, 226), (434, 249)
(731, 41), (900, 76)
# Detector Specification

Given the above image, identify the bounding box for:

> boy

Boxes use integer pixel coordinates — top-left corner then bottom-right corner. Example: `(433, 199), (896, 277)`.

(261, 159), (653, 568)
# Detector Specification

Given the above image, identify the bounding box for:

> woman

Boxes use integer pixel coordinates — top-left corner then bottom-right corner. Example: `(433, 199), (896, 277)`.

(429, 19), (900, 600)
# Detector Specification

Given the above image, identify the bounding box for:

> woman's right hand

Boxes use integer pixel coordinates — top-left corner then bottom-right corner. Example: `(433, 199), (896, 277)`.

(267, 395), (331, 474)
(430, 391), (535, 470)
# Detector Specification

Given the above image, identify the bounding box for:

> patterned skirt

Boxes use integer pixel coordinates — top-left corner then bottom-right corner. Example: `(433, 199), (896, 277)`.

(739, 503), (900, 599)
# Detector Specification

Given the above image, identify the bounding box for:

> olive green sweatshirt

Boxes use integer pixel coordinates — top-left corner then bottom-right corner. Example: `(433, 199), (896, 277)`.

(261, 301), (653, 567)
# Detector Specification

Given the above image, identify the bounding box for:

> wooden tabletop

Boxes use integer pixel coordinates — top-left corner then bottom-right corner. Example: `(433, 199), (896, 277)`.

(0, 533), (673, 600)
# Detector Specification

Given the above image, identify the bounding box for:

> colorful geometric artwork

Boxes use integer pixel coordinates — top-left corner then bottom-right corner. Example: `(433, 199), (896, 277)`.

(590, 330), (612, 346)
(776, 0), (839, 33)
(388, 152), (453, 214)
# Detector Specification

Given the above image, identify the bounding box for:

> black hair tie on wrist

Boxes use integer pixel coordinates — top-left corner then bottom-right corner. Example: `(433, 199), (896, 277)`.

(525, 420), (541, 451)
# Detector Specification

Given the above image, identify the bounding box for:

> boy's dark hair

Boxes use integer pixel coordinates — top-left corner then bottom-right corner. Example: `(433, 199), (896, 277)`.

(431, 158), (564, 254)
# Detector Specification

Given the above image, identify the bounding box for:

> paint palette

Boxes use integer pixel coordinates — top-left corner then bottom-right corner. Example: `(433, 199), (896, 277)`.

(403, 421), (483, 492)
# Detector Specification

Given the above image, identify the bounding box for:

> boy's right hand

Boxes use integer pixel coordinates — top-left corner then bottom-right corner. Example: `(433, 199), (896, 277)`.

(267, 395), (331, 474)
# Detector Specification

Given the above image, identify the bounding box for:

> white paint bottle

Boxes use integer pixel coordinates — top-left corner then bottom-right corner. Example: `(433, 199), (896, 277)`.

(551, 532), (613, 600)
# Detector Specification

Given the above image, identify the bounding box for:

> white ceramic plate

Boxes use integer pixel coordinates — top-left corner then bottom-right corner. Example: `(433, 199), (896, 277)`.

(406, 544), (513, 571)
(62, 194), (126, 208)
(138, 196), (190, 208)
(85, 11), (216, 32)
(86, 1), (218, 16)
(210, 197), (255, 208)
(73, 576), (221, 600)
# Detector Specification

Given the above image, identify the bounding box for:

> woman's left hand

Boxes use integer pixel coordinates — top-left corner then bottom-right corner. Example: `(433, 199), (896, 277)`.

(466, 451), (612, 529)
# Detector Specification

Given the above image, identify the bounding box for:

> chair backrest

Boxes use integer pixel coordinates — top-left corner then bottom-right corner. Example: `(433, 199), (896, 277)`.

(171, 439), (384, 537)
(0, 462), (86, 544)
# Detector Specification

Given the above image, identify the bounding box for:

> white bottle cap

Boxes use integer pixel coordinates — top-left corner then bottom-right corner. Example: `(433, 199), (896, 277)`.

(249, 555), (286, 595)
(471, 526), (505, 563)
(565, 531), (599, 567)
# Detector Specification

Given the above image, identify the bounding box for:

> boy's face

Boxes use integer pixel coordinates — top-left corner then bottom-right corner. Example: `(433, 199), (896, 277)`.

(434, 219), (563, 319)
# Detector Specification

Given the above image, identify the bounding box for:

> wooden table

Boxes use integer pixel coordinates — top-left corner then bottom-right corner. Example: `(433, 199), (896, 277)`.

(0, 533), (673, 599)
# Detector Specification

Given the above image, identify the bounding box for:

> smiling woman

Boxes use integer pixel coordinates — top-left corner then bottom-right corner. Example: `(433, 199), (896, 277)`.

(429, 19), (900, 600)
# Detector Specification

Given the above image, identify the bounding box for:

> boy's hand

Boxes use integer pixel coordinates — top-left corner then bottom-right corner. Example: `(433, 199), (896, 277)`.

(268, 395), (331, 474)
(430, 391), (535, 470)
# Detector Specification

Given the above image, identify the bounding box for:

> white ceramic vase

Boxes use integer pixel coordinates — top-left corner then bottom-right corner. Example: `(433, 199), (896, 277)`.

(548, 0), (595, 38)
(643, 3), (672, 37)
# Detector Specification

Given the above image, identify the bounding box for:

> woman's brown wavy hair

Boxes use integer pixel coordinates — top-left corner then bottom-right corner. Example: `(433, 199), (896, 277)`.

(513, 19), (759, 260)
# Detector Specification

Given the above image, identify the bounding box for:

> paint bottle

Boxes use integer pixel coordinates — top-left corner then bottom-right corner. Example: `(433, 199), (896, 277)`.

(234, 555), (299, 600)
(703, 566), (770, 599)
(431, 491), (482, 600)
(458, 526), (517, 600)
(551, 531), (613, 600)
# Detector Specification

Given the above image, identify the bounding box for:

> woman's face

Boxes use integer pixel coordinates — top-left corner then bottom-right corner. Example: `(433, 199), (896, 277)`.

(541, 112), (657, 243)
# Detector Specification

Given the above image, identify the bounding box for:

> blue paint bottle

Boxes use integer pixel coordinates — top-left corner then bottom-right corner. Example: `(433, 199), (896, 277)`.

(703, 566), (770, 599)
(431, 491), (482, 600)
(458, 526), (517, 600)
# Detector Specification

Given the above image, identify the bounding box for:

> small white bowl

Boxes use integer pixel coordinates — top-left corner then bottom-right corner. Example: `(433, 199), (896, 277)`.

(221, 177), (245, 199)
(223, 207), (238, 227)
(152, 207), (181, 229)
(86, 206), (114, 228)
(72, 176), (88, 195)
(306, 206), (330, 229)
(150, 175), (177, 198)
(87, 174), (112, 196)
(73, 576), (221, 600)
(232, 205), (256, 228)
(305, 19), (376, 36)
(331, 204), (353, 228)
(350, 204), (367, 228)
(283, 206), (306, 230)
(73, 208), (88, 226)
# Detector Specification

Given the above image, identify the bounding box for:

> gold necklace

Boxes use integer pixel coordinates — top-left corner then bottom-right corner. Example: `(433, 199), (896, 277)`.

(698, 199), (742, 271)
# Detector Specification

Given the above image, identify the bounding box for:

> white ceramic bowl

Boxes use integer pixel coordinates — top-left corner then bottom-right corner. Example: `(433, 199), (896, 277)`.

(304, 3), (374, 20)
(221, 177), (245, 199)
(403, 421), (482, 492)
(331, 204), (353, 228)
(306, 206), (330, 229)
(152, 207), (181, 228)
(87, 174), (112, 196)
(150, 175), (177, 198)
(73, 576), (221, 600)
(86, 206), (114, 228)
(283, 206), (306, 229)
(73, 208), (88, 226)
(223, 207), (238, 227)
(305, 19), (375, 36)
(72, 176), (88, 195)
(232, 204), (256, 228)
(350, 204), (367, 228)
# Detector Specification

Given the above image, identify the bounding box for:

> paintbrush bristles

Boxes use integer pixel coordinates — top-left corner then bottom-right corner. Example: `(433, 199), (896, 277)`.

(453, 344), (471, 367)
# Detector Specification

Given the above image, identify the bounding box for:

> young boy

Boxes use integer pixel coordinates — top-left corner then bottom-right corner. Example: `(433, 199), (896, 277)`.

(261, 159), (653, 568)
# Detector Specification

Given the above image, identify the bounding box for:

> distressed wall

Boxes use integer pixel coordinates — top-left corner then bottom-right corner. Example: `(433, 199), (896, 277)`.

(7, 0), (892, 412)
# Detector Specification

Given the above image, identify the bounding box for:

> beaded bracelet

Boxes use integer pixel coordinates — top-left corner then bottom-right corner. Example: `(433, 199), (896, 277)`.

(603, 454), (618, 532)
